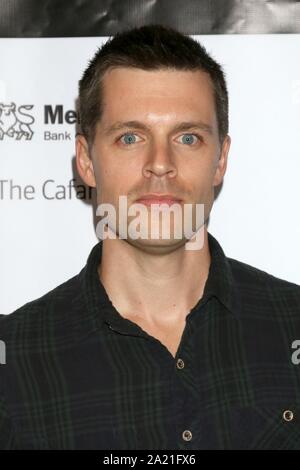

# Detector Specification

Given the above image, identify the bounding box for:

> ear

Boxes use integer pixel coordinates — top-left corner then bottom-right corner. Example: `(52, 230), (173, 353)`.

(75, 134), (96, 188)
(213, 134), (231, 187)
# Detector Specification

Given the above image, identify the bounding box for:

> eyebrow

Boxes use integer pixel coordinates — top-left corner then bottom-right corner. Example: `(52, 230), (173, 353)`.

(103, 120), (214, 136)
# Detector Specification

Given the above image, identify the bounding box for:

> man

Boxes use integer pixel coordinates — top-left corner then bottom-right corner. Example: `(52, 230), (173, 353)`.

(1, 24), (300, 450)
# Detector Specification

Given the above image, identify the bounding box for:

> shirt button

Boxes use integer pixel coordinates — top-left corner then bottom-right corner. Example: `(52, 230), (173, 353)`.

(176, 358), (185, 369)
(283, 410), (294, 422)
(182, 429), (192, 441)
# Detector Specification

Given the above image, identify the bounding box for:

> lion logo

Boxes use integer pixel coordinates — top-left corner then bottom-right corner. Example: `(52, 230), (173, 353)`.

(0, 102), (34, 140)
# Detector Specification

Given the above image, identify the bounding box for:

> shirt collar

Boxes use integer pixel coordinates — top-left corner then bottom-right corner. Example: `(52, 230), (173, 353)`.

(202, 232), (240, 315)
(73, 231), (240, 342)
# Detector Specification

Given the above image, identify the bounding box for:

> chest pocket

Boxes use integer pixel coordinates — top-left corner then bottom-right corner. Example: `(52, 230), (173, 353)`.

(229, 403), (300, 450)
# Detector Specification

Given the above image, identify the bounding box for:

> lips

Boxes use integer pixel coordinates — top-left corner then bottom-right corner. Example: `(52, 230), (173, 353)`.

(135, 194), (182, 206)
(137, 199), (181, 206)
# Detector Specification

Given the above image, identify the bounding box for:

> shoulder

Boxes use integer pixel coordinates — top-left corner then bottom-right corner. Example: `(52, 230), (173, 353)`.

(228, 256), (300, 316)
(229, 256), (300, 292)
(0, 271), (84, 344)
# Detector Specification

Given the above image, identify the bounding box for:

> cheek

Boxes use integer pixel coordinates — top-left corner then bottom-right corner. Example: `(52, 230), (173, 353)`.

(98, 149), (139, 176)
(182, 158), (214, 187)
(96, 162), (136, 202)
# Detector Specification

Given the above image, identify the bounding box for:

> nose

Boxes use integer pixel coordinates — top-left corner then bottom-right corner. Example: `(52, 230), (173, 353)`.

(142, 140), (177, 179)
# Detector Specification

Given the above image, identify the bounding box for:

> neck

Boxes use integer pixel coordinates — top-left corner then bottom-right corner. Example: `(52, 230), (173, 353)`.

(98, 226), (211, 326)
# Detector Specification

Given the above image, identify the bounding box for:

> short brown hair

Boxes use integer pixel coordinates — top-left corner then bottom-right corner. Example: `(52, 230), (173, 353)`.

(78, 24), (229, 149)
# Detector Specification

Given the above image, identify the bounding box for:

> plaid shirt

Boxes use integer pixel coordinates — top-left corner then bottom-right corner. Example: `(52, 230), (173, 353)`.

(1, 231), (300, 450)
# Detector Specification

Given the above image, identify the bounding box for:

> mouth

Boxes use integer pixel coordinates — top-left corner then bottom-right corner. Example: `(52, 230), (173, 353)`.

(135, 194), (182, 207)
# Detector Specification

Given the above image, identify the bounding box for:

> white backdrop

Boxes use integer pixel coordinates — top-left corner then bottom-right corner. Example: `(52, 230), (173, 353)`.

(1, 34), (299, 315)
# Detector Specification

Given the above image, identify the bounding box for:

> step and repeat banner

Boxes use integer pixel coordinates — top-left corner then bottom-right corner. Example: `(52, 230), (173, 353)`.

(1, 1), (300, 315)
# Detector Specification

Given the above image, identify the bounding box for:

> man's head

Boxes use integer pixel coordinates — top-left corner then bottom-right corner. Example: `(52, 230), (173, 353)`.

(78, 24), (229, 150)
(76, 24), (231, 253)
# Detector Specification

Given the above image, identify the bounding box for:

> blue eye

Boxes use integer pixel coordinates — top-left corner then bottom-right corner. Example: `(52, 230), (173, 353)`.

(118, 132), (201, 146)
(180, 134), (200, 145)
(120, 133), (139, 145)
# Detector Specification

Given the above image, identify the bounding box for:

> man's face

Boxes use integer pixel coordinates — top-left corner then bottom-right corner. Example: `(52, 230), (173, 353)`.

(76, 67), (230, 253)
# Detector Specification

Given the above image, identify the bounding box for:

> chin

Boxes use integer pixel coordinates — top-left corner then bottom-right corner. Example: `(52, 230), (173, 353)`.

(124, 236), (188, 255)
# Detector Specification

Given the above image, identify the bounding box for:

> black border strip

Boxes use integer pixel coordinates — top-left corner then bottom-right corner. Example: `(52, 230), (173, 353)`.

(1, 0), (300, 37)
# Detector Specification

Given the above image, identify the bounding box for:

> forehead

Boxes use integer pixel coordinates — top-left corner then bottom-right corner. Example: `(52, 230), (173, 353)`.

(99, 67), (216, 126)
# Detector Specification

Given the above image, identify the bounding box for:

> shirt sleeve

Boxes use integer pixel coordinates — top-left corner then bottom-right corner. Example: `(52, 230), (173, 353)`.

(0, 314), (18, 449)
(0, 388), (18, 450)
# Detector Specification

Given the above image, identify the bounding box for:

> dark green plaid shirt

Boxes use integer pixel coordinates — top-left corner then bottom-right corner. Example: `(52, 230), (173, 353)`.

(1, 231), (300, 450)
